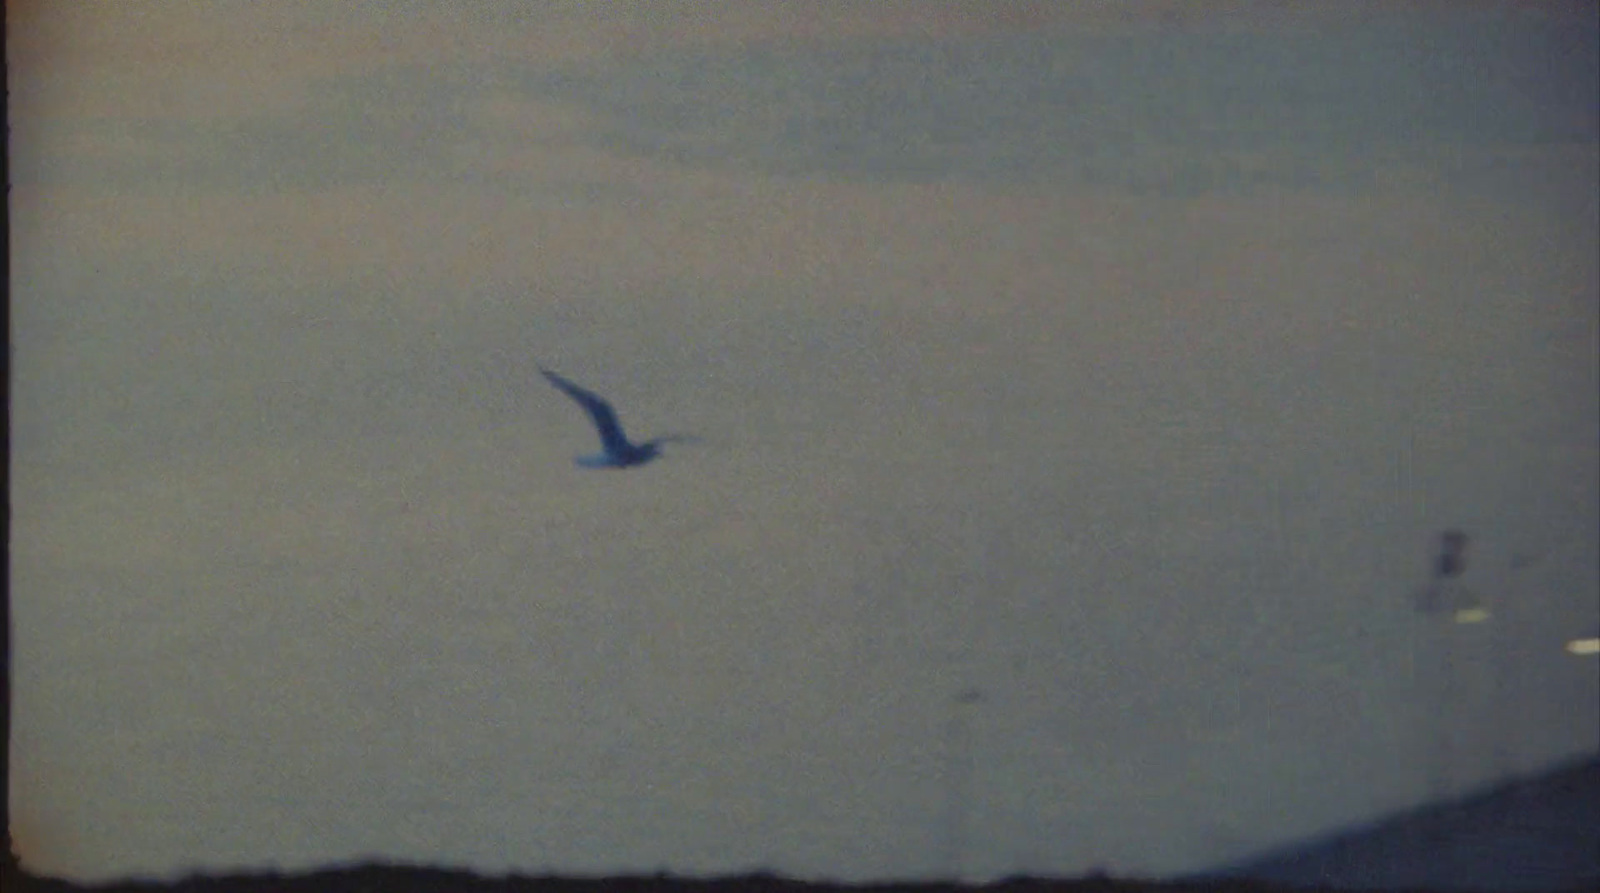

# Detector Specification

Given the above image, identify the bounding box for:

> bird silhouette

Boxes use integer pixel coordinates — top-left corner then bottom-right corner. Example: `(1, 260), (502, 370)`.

(540, 367), (692, 469)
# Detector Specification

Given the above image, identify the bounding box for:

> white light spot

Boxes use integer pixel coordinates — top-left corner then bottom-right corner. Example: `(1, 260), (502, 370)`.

(1565, 637), (1600, 656)
(1453, 607), (1490, 624)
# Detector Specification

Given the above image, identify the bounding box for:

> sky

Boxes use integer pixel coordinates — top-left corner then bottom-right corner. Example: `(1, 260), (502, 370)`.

(8, 0), (1600, 883)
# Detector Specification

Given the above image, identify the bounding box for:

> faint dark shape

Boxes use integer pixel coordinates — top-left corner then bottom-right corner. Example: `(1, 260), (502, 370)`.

(1414, 530), (1480, 616)
(1411, 529), (1489, 804)
(943, 687), (986, 880)
(1436, 529), (1470, 580)
(539, 367), (694, 469)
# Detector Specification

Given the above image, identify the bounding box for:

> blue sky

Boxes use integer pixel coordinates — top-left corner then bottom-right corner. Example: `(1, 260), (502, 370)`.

(10, 1), (1599, 882)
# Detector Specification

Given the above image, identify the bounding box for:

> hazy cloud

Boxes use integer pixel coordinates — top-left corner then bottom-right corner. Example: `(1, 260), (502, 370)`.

(531, 16), (1598, 188)
(18, 12), (1596, 195)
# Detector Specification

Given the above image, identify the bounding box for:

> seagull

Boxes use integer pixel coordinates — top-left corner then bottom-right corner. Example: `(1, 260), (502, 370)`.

(539, 367), (691, 469)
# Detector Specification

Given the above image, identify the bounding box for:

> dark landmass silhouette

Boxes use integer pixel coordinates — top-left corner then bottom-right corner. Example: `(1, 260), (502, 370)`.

(11, 755), (1597, 893)
(1190, 752), (1600, 892)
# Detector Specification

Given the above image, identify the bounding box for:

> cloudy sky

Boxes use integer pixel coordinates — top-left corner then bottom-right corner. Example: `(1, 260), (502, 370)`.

(9, 0), (1599, 883)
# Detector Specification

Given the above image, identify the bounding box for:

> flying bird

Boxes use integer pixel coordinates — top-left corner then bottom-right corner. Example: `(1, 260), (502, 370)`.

(539, 367), (690, 469)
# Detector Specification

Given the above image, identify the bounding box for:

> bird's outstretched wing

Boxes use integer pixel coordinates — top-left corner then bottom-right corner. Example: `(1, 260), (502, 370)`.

(540, 367), (632, 453)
